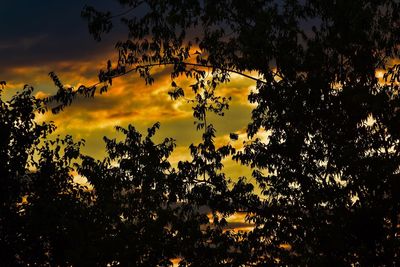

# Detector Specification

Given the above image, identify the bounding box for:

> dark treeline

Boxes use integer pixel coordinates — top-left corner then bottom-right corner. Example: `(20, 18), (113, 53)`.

(1, 0), (400, 266)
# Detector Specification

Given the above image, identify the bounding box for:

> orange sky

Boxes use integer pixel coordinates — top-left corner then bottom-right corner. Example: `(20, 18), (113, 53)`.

(3, 48), (264, 191)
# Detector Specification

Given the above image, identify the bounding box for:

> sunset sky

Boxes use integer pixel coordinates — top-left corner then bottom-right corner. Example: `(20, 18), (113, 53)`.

(0, 1), (262, 191)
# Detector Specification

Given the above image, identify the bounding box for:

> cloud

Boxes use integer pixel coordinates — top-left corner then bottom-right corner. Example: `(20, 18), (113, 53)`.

(29, 60), (261, 191)
(0, 34), (48, 51)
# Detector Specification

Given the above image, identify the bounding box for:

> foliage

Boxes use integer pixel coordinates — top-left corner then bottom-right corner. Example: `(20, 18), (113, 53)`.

(80, 0), (400, 265)
(0, 83), (257, 266)
(0, 86), (91, 265)
(72, 69), (257, 265)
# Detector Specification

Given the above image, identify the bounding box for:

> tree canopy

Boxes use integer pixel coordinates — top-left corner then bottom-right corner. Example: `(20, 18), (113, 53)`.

(1, 0), (400, 266)
(80, 0), (400, 264)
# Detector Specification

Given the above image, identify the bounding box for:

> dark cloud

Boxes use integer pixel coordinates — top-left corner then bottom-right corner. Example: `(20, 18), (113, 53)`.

(0, 0), (125, 72)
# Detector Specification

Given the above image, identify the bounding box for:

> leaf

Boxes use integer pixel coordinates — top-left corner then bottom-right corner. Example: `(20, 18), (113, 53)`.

(229, 133), (239, 140)
(168, 87), (184, 100)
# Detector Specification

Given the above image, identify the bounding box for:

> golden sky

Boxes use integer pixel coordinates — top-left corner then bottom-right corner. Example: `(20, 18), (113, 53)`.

(3, 48), (261, 188)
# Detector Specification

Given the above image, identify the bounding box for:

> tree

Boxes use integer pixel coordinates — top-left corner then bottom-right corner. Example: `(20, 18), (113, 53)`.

(0, 82), (257, 266)
(73, 66), (258, 266)
(0, 85), (94, 266)
(78, 0), (400, 265)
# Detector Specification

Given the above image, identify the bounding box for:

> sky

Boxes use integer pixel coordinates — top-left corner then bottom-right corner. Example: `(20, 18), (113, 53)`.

(0, 1), (260, 187)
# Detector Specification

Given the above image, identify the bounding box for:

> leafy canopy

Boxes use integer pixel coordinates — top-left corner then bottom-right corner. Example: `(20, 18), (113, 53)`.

(80, 0), (400, 265)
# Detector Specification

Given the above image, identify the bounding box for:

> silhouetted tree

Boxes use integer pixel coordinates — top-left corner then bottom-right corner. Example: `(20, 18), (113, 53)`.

(73, 66), (257, 265)
(169, 74), (258, 266)
(0, 84), (253, 266)
(78, 0), (400, 265)
(0, 85), (94, 266)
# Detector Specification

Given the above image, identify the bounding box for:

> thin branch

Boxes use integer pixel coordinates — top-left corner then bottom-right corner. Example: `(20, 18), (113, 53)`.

(44, 61), (270, 112)
(92, 62), (268, 88)
(110, 1), (145, 19)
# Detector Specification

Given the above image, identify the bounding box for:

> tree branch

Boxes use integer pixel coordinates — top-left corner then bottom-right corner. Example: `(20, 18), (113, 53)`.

(95, 61), (268, 87)
(110, 1), (145, 19)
